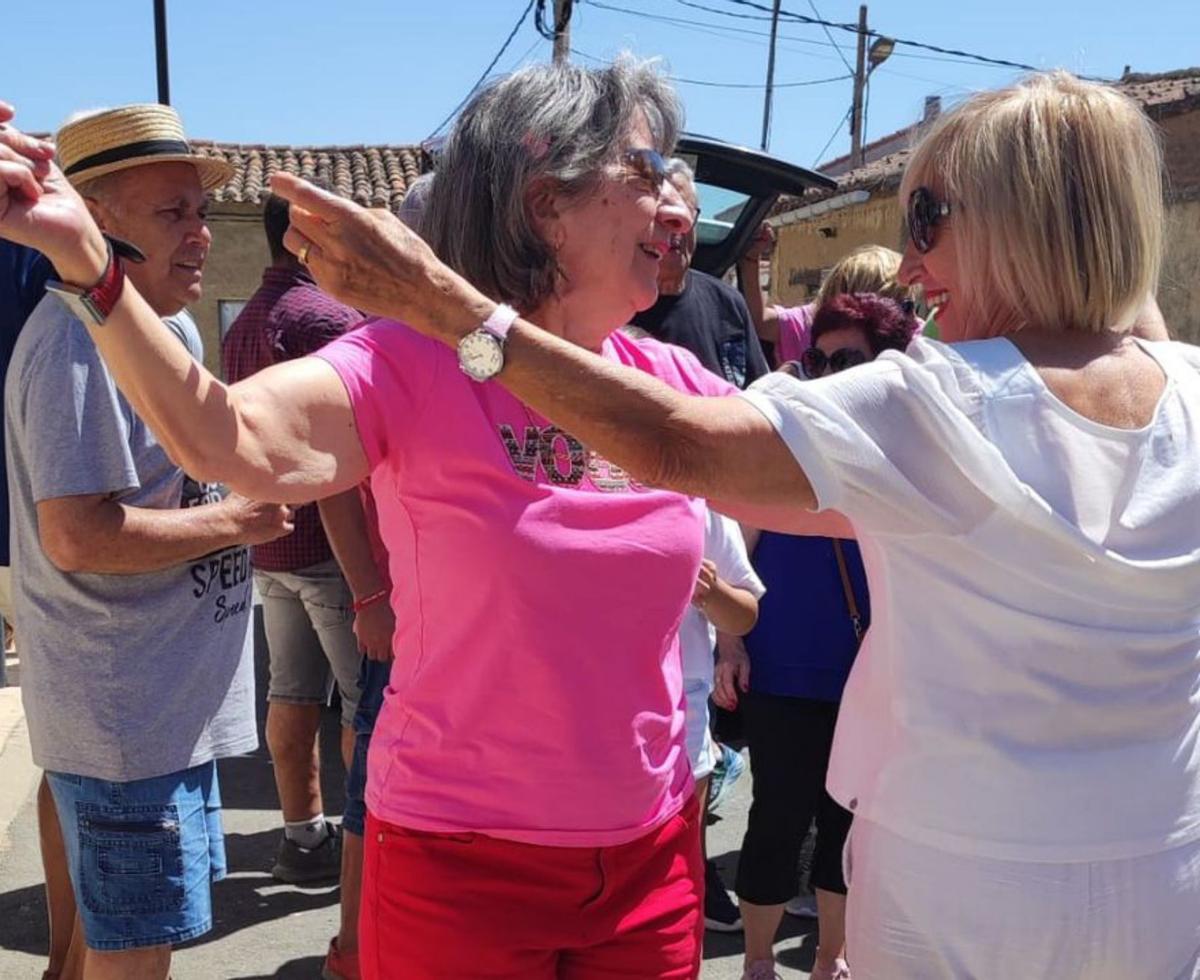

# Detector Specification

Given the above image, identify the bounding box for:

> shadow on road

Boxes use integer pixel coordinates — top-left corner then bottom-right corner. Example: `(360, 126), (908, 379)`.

(229, 955), (325, 979)
(0, 881), (48, 956)
(702, 847), (818, 966)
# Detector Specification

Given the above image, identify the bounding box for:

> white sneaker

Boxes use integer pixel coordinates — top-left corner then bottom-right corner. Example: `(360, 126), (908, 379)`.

(784, 892), (818, 918)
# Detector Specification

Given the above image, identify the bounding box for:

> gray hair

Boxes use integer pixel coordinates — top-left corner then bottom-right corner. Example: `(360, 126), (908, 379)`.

(397, 172), (434, 235)
(422, 56), (682, 313)
(665, 157), (694, 184)
(665, 156), (697, 206)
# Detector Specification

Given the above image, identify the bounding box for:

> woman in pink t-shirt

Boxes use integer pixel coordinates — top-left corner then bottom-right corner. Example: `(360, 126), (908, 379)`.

(0, 62), (729, 979)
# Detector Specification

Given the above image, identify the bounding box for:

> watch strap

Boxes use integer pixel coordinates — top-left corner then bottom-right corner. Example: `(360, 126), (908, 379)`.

(481, 303), (519, 341)
(46, 237), (129, 325)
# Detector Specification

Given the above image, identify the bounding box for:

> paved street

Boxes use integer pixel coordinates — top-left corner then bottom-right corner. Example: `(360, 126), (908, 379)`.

(0, 610), (819, 979)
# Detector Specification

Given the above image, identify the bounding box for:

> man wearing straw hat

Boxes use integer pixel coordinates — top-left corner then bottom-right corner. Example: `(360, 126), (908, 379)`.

(5, 104), (293, 980)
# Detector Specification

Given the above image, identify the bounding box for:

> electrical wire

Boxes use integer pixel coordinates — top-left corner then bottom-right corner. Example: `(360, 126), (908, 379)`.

(570, 46), (848, 89)
(812, 104), (852, 168)
(674, 71), (850, 89)
(666, 0), (1108, 78)
(585, 0), (839, 55)
(807, 0), (854, 74)
(427, 0), (537, 141)
(585, 0), (1001, 72)
(535, 0), (572, 40)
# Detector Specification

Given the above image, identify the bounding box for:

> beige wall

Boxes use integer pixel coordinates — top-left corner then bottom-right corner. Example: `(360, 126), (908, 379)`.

(772, 181), (1200, 345)
(192, 203), (271, 377)
(1161, 196), (1200, 344)
(770, 192), (902, 308)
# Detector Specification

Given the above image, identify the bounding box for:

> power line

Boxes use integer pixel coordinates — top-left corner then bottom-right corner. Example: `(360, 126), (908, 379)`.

(678, 71), (850, 90)
(671, 0), (1104, 78)
(570, 46), (848, 90)
(427, 0), (537, 141)
(807, 0), (854, 74)
(585, 0), (1002, 72)
(585, 0), (837, 55)
(812, 104), (852, 167)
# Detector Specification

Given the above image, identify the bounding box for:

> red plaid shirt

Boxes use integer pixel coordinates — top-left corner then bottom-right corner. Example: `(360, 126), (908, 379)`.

(222, 266), (364, 572)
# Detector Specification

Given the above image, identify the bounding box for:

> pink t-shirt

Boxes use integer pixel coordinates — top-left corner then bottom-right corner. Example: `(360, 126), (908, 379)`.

(317, 322), (734, 846)
(774, 302), (815, 366)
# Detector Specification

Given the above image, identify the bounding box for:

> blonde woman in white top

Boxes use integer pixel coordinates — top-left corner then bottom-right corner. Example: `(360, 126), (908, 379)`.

(2, 67), (1199, 979)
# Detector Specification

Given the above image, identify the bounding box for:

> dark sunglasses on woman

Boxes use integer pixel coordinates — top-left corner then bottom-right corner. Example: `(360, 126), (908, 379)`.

(906, 185), (952, 254)
(800, 346), (868, 379)
(621, 147), (669, 193)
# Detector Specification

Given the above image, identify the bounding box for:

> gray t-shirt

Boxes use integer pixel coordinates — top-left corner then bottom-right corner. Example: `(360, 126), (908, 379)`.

(5, 296), (257, 781)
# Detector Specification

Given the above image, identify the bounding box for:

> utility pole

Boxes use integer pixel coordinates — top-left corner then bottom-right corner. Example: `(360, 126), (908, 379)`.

(849, 4), (868, 166)
(153, 0), (170, 105)
(553, 0), (573, 65)
(760, 0), (783, 151)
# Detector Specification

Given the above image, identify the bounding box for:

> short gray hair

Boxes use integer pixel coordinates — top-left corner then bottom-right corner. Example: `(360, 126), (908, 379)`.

(422, 56), (682, 313)
(665, 157), (694, 184)
(398, 172), (434, 235)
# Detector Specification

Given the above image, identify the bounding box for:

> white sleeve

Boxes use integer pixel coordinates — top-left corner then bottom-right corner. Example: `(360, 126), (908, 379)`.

(705, 510), (765, 599)
(738, 347), (1002, 538)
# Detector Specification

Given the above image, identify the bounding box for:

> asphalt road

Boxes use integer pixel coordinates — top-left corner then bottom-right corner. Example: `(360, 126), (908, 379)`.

(0, 612), (820, 979)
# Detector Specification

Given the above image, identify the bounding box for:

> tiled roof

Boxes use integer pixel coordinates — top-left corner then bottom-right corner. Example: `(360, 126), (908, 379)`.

(1118, 68), (1200, 113)
(193, 142), (432, 213)
(775, 67), (1200, 214)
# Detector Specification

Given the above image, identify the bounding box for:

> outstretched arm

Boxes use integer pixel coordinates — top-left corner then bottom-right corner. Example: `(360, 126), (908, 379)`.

(0, 105), (368, 503)
(272, 175), (818, 523)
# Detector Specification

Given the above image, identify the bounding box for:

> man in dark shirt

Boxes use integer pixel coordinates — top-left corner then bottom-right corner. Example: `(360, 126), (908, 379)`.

(630, 160), (770, 389)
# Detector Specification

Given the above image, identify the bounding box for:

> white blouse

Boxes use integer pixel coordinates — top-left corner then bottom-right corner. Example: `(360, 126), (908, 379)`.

(741, 336), (1200, 861)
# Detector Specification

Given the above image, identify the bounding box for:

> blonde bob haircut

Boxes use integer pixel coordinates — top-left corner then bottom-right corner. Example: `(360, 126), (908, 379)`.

(816, 244), (910, 307)
(900, 70), (1163, 335)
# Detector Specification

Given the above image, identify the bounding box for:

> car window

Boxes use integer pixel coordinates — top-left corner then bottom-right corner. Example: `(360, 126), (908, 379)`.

(696, 185), (751, 247)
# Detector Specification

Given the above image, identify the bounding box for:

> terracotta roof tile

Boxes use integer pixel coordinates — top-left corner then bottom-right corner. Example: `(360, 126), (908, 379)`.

(194, 142), (432, 213)
(774, 67), (1200, 215)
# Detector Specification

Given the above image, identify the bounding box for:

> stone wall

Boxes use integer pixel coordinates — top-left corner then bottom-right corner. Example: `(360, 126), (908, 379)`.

(770, 192), (902, 308)
(192, 203), (272, 377)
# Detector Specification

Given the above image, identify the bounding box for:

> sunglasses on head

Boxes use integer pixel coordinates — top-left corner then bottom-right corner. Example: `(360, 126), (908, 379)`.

(800, 346), (867, 379)
(621, 147), (668, 193)
(906, 185), (952, 254)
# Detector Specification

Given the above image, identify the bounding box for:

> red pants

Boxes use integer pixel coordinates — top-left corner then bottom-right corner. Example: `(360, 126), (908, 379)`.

(360, 799), (703, 979)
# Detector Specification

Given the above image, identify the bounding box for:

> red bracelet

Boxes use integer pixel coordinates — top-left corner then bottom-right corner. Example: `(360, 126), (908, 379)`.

(352, 588), (389, 613)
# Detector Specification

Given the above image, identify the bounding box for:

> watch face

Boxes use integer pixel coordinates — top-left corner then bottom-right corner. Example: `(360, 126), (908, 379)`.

(458, 330), (505, 381)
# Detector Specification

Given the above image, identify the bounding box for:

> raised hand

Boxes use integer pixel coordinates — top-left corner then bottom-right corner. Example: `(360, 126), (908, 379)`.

(0, 102), (108, 285)
(269, 172), (493, 344)
(741, 220), (776, 263)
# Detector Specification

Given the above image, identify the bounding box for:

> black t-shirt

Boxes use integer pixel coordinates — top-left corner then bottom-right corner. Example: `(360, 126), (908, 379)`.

(630, 269), (769, 389)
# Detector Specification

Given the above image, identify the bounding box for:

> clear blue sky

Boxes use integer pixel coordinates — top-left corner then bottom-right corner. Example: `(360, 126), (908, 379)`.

(3, 0), (1196, 170)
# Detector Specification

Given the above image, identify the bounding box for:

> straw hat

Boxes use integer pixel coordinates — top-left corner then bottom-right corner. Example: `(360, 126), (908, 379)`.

(56, 104), (233, 191)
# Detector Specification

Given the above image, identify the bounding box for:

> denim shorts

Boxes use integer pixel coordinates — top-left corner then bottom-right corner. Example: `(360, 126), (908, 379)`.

(46, 760), (225, 951)
(343, 656), (390, 837)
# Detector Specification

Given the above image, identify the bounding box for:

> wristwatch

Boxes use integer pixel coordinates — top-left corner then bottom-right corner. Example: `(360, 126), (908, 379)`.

(45, 236), (145, 327)
(457, 303), (520, 382)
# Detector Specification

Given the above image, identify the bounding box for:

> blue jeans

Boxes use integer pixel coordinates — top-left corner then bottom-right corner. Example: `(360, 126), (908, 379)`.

(342, 656), (390, 836)
(46, 761), (225, 950)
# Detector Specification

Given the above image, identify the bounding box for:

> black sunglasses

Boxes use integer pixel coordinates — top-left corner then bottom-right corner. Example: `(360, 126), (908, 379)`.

(800, 346), (867, 379)
(906, 186), (952, 254)
(621, 147), (669, 193)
